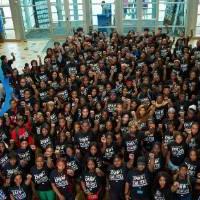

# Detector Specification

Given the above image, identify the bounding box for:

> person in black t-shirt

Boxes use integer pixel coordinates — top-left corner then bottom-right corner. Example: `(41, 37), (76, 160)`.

(172, 164), (192, 200)
(0, 53), (15, 77)
(108, 154), (127, 200)
(9, 172), (32, 200)
(50, 158), (74, 200)
(167, 132), (188, 172)
(31, 154), (55, 200)
(74, 121), (94, 153)
(0, 142), (9, 170)
(184, 149), (200, 183)
(152, 171), (173, 200)
(80, 158), (104, 200)
(125, 156), (154, 200)
(16, 138), (34, 173)
(3, 152), (21, 181)
(101, 133), (118, 167)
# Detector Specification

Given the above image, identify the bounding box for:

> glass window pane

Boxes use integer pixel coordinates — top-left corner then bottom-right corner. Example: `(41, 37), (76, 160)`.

(20, 0), (34, 6)
(4, 18), (14, 29)
(158, 11), (165, 21)
(196, 27), (200, 36)
(4, 29), (15, 39)
(197, 15), (200, 26)
(92, 4), (103, 15)
(123, 0), (136, 7)
(124, 8), (137, 19)
(21, 6), (36, 31)
(70, 9), (83, 15)
(0, 7), (12, 18)
(70, 15), (83, 21)
(52, 13), (58, 21)
(51, 5), (65, 22)
(69, 0), (83, 4)
(0, 0), (9, 6)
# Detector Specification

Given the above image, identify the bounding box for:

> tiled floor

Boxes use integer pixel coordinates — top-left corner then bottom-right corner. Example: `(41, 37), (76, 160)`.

(0, 40), (49, 72)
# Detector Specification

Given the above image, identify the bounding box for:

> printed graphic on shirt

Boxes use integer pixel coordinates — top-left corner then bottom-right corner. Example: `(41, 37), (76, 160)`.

(33, 171), (49, 184)
(10, 188), (26, 200)
(54, 175), (68, 188)
(176, 183), (190, 195)
(109, 169), (124, 182)
(132, 174), (148, 187)
(85, 176), (97, 190)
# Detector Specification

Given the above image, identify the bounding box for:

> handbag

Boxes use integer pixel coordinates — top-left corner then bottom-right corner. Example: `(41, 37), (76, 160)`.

(87, 193), (98, 200)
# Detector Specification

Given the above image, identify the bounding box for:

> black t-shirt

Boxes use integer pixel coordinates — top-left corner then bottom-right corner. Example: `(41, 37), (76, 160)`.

(107, 101), (117, 113)
(80, 171), (101, 193)
(162, 131), (174, 145)
(38, 72), (48, 82)
(16, 147), (34, 166)
(39, 88), (48, 102)
(175, 178), (191, 197)
(153, 188), (173, 200)
(9, 184), (29, 200)
(120, 124), (129, 138)
(85, 154), (103, 169)
(54, 140), (68, 156)
(126, 169), (151, 199)
(123, 134), (141, 157)
(30, 166), (52, 191)
(184, 119), (193, 131)
(0, 127), (9, 143)
(184, 158), (200, 178)
(50, 169), (71, 194)
(3, 163), (21, 178)
(188, 134), (200, 150)
(162, 118), (179, 131)
(143, 132), (162, 152)
(149, 153), (164, 172)
(37, 135), (53, 150)
(154, 105), (167, 123)
(102, 143), (117, 163)
(74, 132), (94, 152)
(0, 152), (9, 170)
(108, 166), (127, 193)
(169, 142), (187, 166)
(0, 187), (8, 200)
(66, 156), (81, 177)
(49, 110), (58, 124)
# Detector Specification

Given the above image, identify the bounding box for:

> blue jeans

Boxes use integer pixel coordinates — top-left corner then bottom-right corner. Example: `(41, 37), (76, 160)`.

(168, 160), (179, 171)
(176, 194), (192, 200)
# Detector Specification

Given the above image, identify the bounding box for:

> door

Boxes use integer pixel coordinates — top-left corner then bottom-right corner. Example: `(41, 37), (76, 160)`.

(0, 0), (16, 40)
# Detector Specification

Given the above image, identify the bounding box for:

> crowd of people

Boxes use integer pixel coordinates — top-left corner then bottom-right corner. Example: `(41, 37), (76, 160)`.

(0, 27), (200, 200)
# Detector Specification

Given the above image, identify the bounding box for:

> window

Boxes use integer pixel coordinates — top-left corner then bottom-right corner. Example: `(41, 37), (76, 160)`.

(196, 1), (200, 36)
